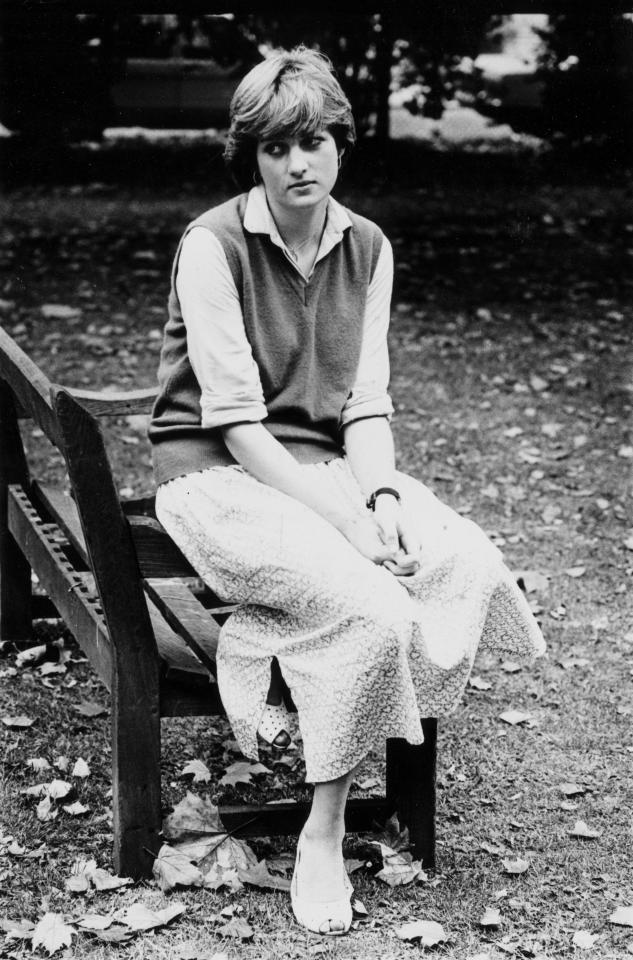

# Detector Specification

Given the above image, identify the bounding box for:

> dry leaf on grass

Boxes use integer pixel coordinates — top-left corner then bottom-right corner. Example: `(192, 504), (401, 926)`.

(238, 859), (291, 892)
(1, 918), (35, 940)
(469, 676), (492, 690)
(569, 820), (601, 839)
(479, 907), (502, 927)
(499, 710), (533, 726)
(200, 835), (258, 892)
(163, 792), (224, 840)
(396, 919), (447, 945)
(573, 930), (599, 949)
(370, 840), (425, 887)
(76, 913), (114, 931)
(152, 844), (204, 892)
(181, 759), (212, 783)
(609, 906), (633, 927)
(219, 761), (271, 787)
(26, 757), (51, 773)
(515, 570), (549, 594)
(217, 917), (254, 940)
(62, 801), (90, 816)
(502, 858), (530, 874)
(71, 758), (90, 778)
(559, 782), (588, 797)
(74, 701), (108, 717)
(1, 715), (35, 728)
(32, 913), (73, 955)
(65, 857), (132, 894)
(36, 796), (58, 822)
(118, 901), (185, 932)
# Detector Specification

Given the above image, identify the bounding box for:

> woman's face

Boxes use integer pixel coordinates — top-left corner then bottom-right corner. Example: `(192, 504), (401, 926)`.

(255, 129), (339, 216)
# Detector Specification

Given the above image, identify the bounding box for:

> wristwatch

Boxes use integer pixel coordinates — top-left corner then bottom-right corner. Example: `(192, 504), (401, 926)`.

(366, 487), (401, 511)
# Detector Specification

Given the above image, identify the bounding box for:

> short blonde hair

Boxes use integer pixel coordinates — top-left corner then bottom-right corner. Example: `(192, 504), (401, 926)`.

(225, 46), (355, 188)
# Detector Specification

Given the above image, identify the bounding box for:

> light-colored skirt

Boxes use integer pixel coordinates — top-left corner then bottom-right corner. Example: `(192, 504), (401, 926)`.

(155, 458), (545, 782)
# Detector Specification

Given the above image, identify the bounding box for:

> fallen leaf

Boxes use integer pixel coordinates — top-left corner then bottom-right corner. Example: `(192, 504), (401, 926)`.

(499, 710), (532, 726)
(219, 761), (271, 787)
(36, 796), (58, 822)
(120, 902), (186, 932)
(217, 918), (254, 940)
(569, 820), (601, 839)
(501, 660), (521, 673)
(344, 858), (367, 875)
(1, 918), (35, 940)
(610, 906), (633, 927)
(515, 570), (549, 593)
(74, 701), (107, 717)
(370, 841), (424, 887)
(200, 835), (258, 891)
(16, 644), (48, 667)
(529, 374), (549, 392)
(163, 792), (224, 840)
(65, 857), (132, 893)
(26, 757), (52, 773)
(559, 782), (587, 797)
(352, 898), (368, 917)
(355, 776), (380, 791)
(46, 779), (72, 800)
(41, 304), (82, 320)
(469, 676), (492, 690)
(181, 759), (211, 783)
(617, 445), (633, 459)
(502, 858), (530, 874)
(479, 907), (502, 927)
(76, 913), (114, 931)
(1, 715), (35, 728)
(93, 926), (132, 943)
(238, 859), (291, 892)
(564, 566), (586, 578)
(32, 913), (74, 955)
(72, 758), (90, 778)
(153, 844), (204, 892)
(573, 930), (599, 949)
(396, 919), (447, 945)
(62, 801), (90, 816)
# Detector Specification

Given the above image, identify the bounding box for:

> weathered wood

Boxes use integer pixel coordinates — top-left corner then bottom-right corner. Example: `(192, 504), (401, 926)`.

(66, 386), (157, 418)
(7, 485), (113, 686)
(0, 326), (62, 447)
(129, 516), (199, 578)
(386, 719), (437, 869)
(0, 382), (32, 643)
(143, 578), (229, 673)
(31, 481), (89, 565)
(218, 797), (390, 838)
(53, 386), (162, 880)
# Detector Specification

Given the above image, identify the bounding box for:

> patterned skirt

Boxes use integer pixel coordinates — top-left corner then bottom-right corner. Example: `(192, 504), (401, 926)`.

(155, 458), (545, 782)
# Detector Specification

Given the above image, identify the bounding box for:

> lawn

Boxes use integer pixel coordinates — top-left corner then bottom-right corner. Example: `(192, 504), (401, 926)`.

(0, 144), (632, 959)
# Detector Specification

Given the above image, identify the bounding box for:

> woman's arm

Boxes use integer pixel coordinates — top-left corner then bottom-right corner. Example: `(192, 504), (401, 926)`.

(223, 422), (396, 565)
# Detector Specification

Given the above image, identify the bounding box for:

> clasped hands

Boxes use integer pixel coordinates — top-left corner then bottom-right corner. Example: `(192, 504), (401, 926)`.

(342, 495), (421, 576)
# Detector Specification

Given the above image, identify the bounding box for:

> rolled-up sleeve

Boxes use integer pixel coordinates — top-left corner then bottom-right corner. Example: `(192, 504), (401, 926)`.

(340, 235), (395, 428)
(176, 226), (267, 430)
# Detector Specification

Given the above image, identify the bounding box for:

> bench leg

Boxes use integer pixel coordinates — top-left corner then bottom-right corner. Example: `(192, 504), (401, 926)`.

(111, 674), (162, 880)
(0, 383), (31, 645)
(386, 718), (437, 869)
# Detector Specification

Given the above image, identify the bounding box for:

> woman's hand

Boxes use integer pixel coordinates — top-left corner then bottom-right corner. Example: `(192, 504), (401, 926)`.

(340, 515), (399, 566)
(373, 495), (421, 576)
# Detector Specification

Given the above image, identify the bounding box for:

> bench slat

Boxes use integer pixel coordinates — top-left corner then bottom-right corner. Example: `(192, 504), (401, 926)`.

(144, 578), (222, 675)
(0, 326), (61, 446)
(68, 386), (157, 418)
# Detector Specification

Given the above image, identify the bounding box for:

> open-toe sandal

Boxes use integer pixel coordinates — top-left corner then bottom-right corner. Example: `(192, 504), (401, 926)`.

(257, 701), (292, 750)
(290, 833), (353, 936)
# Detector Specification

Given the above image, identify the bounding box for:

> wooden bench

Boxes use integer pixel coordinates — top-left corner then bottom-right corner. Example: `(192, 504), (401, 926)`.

(0, 325), (437, 879)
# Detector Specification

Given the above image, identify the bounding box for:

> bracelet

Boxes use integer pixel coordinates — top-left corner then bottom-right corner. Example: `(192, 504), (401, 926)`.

(366, 487), (401, 511)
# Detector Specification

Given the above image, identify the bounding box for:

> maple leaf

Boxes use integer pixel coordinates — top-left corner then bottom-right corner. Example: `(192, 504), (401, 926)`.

(502, 858), (530, 874)
(71, 758), (90, 778)
(74, 700), (108, 717)
(569, 820), (601, 839)
(469, 675), (492, 690)
(32, 913), (74, 955)
(76, 913), (114, 931)
(608, 906), (633, 927)
(152, 843), (204, 892)
(219, 761), (271, 787)
(36, 796), (58, 822)
(119, 902), (185, 932)
(573, 930), (599, 949)
(62, 801), (90, 816)
(217, 917), (254, 940)
(1, 715), (35, 729)
(163, 791), (224, 841)
(396, 920), (447, 945)
(238, 859), (291, 892)
(499, 710), (532, 726)
(46, 780), (72, 800)
(26, 757), (51, 773)
(1, 918), (35, 941)
(479, 907), (502, 927)
(181, 759), (212, 783)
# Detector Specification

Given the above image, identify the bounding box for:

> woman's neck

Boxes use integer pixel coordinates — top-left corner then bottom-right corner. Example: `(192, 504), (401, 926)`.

(266, 196), (328, 251)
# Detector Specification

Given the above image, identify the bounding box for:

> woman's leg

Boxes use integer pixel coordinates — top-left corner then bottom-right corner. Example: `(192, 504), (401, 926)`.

(292, 765), (358, 933)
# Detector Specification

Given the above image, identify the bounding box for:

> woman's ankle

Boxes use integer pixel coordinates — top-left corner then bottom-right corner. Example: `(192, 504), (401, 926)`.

(301, 820), (345, 846)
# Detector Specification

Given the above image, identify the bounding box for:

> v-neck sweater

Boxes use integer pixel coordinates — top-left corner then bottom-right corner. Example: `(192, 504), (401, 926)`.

(149, 192), (384, 486)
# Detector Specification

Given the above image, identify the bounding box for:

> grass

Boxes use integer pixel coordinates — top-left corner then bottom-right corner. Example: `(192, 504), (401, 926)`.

(0, 150), (632, 958)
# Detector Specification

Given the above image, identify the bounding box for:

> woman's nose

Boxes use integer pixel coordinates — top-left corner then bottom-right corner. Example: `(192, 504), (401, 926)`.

(287, 145), (308, 175)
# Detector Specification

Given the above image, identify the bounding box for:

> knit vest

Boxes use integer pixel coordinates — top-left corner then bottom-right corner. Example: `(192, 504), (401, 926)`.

(149, 193), (383, 486)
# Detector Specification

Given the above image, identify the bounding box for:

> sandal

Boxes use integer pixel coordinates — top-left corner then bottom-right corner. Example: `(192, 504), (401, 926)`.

(257, 701), (292, 750)
(290, 832), (353, 936)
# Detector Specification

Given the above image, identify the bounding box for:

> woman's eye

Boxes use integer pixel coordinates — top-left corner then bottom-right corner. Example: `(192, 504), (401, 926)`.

(263, 142), (286, 157)
(303, 136), (324, 149)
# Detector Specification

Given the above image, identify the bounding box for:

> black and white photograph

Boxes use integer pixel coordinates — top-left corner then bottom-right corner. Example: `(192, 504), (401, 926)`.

(0, 1), (631, 956)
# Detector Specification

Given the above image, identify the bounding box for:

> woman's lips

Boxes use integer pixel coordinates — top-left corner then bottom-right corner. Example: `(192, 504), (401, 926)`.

(289, 181), (316, 189)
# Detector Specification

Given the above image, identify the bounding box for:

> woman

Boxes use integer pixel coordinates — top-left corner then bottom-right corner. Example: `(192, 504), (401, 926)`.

(149, 47), (545, 936)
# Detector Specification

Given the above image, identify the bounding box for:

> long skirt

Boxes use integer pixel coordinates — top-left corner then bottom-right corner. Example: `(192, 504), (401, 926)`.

(155, 458), (546, 783)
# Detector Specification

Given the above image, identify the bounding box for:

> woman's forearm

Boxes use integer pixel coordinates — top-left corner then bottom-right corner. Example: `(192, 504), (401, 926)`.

(222, 422), (350, 531)
(342, 416), (398, 496)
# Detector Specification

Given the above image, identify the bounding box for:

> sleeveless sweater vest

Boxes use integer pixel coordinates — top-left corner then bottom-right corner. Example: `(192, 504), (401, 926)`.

(149, 193), (383, 486)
